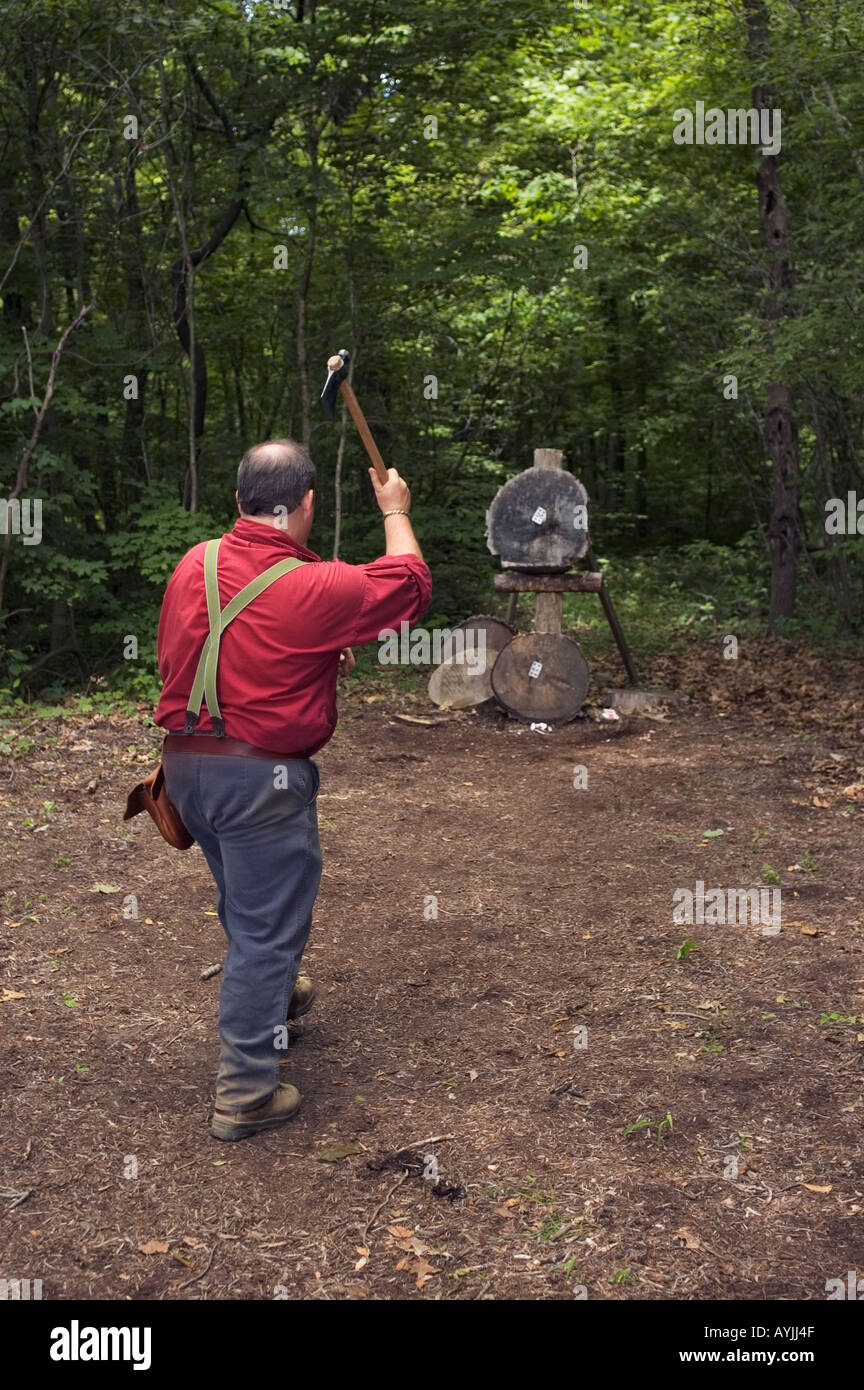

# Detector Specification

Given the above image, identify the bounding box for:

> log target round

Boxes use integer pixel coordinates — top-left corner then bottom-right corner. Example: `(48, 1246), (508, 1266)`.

(486, 467), (589, 572)
(490, 633), (589, 722)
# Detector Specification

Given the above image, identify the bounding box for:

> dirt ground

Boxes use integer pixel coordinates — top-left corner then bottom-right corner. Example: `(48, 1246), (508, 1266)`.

(1, 639), (863, 1301)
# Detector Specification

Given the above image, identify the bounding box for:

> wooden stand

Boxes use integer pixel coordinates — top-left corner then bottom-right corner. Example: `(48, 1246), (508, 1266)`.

(492, 449), (639, 685)
(428, 449), (640, 722)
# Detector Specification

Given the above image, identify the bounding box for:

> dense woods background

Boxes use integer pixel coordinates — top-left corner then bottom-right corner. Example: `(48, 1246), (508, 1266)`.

(1, 0), (862, 700)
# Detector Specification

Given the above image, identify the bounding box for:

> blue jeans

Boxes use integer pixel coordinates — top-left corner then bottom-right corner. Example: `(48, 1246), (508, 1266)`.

(162, 751), (322, 1111)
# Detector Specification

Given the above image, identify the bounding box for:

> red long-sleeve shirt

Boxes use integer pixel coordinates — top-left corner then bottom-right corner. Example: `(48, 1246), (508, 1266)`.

(154, 518), (432, 756)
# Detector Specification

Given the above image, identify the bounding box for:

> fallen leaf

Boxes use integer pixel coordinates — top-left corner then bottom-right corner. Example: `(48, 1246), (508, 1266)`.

(89, 883), (121, 894)
(676, 1227), (703, 1251)
(355, 1245), (369, 1258)
(397, 1255), (439, 1287)
(354, 1256), (368, 1271)
(802, 1183), (832, 1194)
(138, 1239), (169, 1255)
(394, 1236), (435, 1257)
(800, 925), (824, 936)
(386, 1225), (413, 1239)
(410, 1257), (439, 1286)
(1, 990), (26, 1002)
(315, 1142), (364, 1163)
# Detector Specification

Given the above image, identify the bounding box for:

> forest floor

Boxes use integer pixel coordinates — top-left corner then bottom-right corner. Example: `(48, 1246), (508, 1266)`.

(1, 636), (863, 1301)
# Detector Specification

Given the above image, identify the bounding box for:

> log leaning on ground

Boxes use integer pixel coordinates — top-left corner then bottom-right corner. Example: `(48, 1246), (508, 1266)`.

(428, 655), (499, 709)
(491, 633), (590, 723)
(427, 615), (515, 710)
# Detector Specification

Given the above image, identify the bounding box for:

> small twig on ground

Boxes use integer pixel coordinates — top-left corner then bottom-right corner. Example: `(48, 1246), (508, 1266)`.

(175, 1242), (216, 1292)
(362, 1171), (408, 1246)
(398, 1133), (455, 1150)
(9, 713), (52, 737)
(0, 1188), (31, 1210)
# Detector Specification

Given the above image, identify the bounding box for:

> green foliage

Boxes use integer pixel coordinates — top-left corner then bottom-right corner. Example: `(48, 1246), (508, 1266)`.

(104, 489), (223, 590)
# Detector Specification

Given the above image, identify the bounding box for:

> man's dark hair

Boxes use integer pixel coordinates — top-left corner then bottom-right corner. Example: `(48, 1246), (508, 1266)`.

(236, 439), (316, 516)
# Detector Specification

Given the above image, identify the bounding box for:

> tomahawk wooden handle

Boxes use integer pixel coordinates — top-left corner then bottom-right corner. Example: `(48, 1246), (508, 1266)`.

(338, 382), (389, 484)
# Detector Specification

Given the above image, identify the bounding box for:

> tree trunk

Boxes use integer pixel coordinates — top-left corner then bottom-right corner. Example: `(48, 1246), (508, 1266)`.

(745, 0), (800, 625)
(22, 44), (55, 337)
(296, 127), (319, 451)
(120, 144), (150, 496)
(602, 287), (626, 512)
(333, 209), (357, 560)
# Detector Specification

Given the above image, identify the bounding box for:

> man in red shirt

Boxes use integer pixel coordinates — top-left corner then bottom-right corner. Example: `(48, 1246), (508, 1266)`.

(155, 439), (431, 1140)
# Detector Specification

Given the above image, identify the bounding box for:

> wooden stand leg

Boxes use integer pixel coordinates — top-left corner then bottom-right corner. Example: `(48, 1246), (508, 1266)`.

(586, 544), (639, 685)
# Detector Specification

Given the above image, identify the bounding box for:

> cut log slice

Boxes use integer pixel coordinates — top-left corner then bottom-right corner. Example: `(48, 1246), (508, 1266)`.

(428, 615), (517, 710)
(491, 633), (590, 722)
(428, 644), (508, 710)
(486, 467), (589, 571)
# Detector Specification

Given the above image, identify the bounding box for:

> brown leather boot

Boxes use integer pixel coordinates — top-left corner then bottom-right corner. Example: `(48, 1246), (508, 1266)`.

(210, 1082), (301, 1141)
(287, 974), (316, 1020)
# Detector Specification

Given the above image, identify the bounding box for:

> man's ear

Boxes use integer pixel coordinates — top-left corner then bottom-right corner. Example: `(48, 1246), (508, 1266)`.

(235, 490), (241, 516)
(302, 488), (314, 516)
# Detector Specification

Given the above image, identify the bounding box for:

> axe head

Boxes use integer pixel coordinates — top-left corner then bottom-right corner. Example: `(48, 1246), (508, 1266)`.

(320, 349), (350, 416)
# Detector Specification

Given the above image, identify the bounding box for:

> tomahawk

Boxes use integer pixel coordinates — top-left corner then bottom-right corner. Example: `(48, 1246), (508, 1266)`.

(319, 349), (388, 483)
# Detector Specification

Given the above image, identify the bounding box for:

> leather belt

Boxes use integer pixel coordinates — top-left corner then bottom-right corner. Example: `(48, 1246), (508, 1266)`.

(163, 733), (309, 761)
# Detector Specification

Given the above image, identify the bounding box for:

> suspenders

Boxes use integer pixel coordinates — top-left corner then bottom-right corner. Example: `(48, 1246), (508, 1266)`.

(183, 537), (307, 736)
